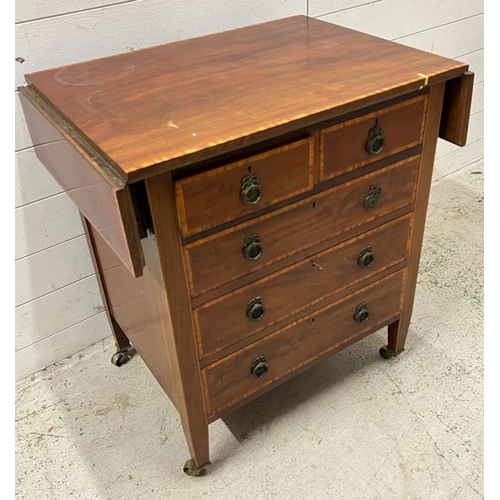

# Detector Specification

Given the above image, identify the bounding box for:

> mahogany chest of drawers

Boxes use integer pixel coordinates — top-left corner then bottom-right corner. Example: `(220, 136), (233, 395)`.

(19, 15), (473, 476)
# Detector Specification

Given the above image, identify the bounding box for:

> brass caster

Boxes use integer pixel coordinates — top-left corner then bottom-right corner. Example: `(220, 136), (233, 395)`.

(379, 345), (404, 360)
(183, 459), (210, 477)
(111, 347), (136, 367)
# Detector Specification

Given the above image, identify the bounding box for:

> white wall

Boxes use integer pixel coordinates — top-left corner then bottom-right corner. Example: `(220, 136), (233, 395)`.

(15, 0), (483, 380)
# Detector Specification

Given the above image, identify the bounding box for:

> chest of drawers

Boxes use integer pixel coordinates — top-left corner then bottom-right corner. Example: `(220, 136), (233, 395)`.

(19, 15), (473, 476)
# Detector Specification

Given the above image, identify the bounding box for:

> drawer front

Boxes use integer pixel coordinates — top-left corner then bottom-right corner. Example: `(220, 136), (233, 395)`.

(175, 138), (314, 237)
(202, 270), (404, 418)
(320, 95), (427, 181)
(185, 156), (419, 297)
(194, 215), (410, 358)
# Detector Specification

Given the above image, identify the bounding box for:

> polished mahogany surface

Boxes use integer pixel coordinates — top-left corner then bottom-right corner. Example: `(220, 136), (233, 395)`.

(203, 270), (404, 419)
(24, 16), (466, 181)
(185, 156), (419, 297)
(320, 95), (427, 181)
(194, 215), (411, 359)
(175, 138), (314, 237)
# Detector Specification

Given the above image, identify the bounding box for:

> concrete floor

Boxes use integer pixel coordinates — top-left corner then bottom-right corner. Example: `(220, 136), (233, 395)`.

(15, 164), (484, 500)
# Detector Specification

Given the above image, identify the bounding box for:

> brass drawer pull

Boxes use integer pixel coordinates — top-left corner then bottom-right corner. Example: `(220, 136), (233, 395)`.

(366, 118), (385, 155)
(247, 296), (266, 322)
(250, 355), (269, 378)
(241, 172), (262, 205)
(358, 246), (375, 268)
(243, 234), (263, 261)
(354, 302), (369, 323)
(364, 184), (382, 210)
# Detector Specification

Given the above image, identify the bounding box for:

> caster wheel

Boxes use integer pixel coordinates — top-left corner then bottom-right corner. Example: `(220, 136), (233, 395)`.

(379, 346), (394, 359)
(379, 345), (404, 359)
(183, 459), (210, 477)
(111, 347), (135, 367)
(111, 352), (129, 367)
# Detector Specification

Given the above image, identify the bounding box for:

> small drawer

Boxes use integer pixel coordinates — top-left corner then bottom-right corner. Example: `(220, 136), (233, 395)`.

(184, 156), (419, 297)
(194, 215), (410, 359)
(175, 138), (314, 237)
(320, 94), (427, 181)
(202, 269), (404, 419)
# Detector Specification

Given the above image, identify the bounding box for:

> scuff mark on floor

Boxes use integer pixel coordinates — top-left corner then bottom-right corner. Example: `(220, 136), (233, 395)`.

(114, 393), (136, 421)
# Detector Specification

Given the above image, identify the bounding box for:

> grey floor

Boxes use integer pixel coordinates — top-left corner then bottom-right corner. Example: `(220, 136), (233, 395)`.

(15, 164), (484, 500)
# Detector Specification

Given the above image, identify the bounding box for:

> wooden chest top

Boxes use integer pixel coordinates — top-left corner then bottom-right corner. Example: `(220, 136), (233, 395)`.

(24, 15), (466, 182)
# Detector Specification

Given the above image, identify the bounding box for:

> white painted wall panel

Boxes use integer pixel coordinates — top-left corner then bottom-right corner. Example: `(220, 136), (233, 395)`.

(395, 15), (484, 59)
(15, 92), (30, 151)
(15, 236), (94, 307)
(467, 111), (484, 144)
(317, 0), (483, 40)
(15, 275), (104, 351)
(15, 192), (84, 260)
(15, 312), (110, 381)
(15, 0), (139, 23)
(433, 141), (484, 181)
(308, 0), (377, 18)
(15, 0), (306, 88)
(15, 148), (63, 207)
(470, 82), (484, 116)
(462, 49), (484, 83)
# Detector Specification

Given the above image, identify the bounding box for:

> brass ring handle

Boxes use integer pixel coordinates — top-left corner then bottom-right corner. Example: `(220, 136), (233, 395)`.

(247, 296), (266, 322)
(364, 185), (382, 210)
(241, 173), (262, 205)
(250, 355), (269, 378)
(358, 246), (375, 268)
(243, 234), (263, 261)
(366, 119), (385, 155)
(354, 303), (369, 324)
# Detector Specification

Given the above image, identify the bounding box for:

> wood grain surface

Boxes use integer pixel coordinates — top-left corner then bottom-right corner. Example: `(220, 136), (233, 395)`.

(185, 156), (420, 297)
(175, 138), (313, 237)
(388, 82), (446, 353)
(202, 269), (404, 419)
(194, 215), (411, 359)
(88, 225), (181, 408)
(320, 95), (427, 181)
(23, 16), (467, 181)
(18, 87), (144, 277)
(146, 172), (210, 469)
(439, 71), (475, 146)
(82, 215), (131, 351)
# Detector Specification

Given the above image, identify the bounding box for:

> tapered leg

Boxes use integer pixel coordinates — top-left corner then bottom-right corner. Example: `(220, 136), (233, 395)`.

(110, 317), (132, 351)
(146, 173), (212, 476)
(81, 214), (135, 365)
(380, 83), (446, 359)
(108, 317), (136, 367)
(181, 416), (210, 476)
(382, 319), (407, 357)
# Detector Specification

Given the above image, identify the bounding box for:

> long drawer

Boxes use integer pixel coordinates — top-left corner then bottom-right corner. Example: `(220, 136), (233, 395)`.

(184, 156), (419, 297)
(202, 269), (404, 419)
(175, 138), (314, 237)
(194, 215), (410, 359)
